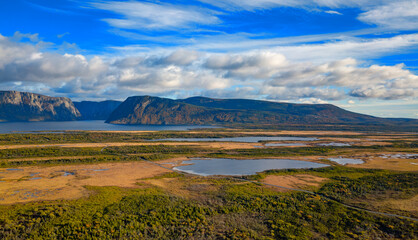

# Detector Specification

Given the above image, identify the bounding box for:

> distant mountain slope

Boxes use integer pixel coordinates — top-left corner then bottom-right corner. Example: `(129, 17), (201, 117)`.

(0, 91), (80, 122)
(106, 95), (416, 125)
(106, 96), (217, 125)
(74, 100), (121, 120)
(178, 97), (403, 125)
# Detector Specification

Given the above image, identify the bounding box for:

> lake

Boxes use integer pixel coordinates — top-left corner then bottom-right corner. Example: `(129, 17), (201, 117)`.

(152, 136), (318, 143)
(0, 121), (217, 133)
(173, 158), (329, 176)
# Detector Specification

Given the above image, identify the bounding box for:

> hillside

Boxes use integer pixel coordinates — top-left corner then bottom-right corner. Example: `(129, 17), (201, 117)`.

(74, 100), (121, 120)
(106, 95), (417, 126)
(0, 91), (80, 122)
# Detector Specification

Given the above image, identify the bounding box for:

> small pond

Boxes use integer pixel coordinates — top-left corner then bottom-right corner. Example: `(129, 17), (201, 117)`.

(173, 158), (329, 176)
(318, 143), (351, 147)
(152, 136), (318, 143)
(328, 157), (364, 165)
(380, 154), (418, 159)
(265, 143), (307, 147)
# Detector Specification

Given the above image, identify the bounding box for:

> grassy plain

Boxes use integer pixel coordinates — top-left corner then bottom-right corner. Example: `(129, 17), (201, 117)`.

(0, 129), (417, 239)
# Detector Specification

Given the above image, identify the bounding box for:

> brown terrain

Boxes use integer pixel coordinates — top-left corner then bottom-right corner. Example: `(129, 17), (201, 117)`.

(0, 160), (182, 204)
(0, 130), (416, 204)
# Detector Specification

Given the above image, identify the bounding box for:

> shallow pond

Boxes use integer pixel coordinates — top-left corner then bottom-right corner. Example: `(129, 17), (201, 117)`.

(380, 154), (418, 159)
(29, 177), (42, 180)
(264, 143), (307, 147)
(328, 157), (364, 165)
(153, 136), (318, 143)
(318, 143), (351, 147)
(173, 158), (329, 176)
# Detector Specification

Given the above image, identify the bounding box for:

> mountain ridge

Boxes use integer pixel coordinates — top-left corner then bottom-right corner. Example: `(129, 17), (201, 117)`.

(0, 91), (81, 122)
(1, 91), (416, 128)
(106, 95), (417, 126)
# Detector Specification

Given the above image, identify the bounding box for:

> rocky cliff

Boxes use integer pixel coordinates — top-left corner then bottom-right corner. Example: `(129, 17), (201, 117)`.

(0, 91), (81, 122)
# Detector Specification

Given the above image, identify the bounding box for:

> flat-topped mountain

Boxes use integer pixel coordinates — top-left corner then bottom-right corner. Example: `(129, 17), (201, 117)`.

(106, 95), (416, 126)
(74, 100), (121, 120)
(0, 91), (80, 122)
(106, 96), (212, 125)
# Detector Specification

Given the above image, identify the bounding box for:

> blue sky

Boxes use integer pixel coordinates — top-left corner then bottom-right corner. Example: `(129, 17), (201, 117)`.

(0, 0), (417, 118)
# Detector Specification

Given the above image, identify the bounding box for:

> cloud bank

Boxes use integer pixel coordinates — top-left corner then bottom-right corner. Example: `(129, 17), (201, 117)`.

(0, 33), (417, 103)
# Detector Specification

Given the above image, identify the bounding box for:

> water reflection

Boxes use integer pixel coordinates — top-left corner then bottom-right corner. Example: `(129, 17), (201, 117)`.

(174, 158), (329, 176)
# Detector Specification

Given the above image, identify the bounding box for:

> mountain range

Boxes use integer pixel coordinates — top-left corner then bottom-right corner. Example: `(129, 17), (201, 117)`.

(1, 91), (417, 129)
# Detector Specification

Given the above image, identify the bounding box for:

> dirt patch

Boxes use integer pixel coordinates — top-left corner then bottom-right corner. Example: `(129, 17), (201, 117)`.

(0, 159), (180, 204)
(262, 174), (328, 191)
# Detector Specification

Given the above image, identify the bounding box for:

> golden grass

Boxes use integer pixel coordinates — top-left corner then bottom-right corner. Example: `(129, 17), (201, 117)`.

(0, 159), (181, 204)
(261, 174), (328, 191)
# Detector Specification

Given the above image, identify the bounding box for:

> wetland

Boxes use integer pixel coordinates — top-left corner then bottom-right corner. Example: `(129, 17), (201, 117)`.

(0, 128), (416, 239)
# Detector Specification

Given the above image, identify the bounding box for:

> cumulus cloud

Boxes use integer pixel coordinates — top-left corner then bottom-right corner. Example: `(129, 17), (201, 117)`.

(0, 33), (417, 102)
(260, 86), (345, 101)
(204, 51), (287, 79)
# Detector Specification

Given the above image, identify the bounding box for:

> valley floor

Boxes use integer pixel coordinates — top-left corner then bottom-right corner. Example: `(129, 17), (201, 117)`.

(0, 129), (416, 239)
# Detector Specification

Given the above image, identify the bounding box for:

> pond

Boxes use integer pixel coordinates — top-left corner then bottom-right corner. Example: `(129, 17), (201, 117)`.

(173, 158), (329, 176)
(152, 136), (318, 143)
(318, 143), (351, 147)
(380, 154), (418, 159)
(328, 157), (364, 165)
(0, 121), (217, 134)
(264, 143), (307, 147)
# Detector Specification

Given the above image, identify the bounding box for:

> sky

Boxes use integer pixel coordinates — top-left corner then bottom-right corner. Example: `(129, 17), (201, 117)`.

(0, 0), (417, 118)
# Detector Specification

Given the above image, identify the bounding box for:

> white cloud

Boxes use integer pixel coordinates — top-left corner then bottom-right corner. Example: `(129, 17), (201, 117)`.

(198, 0), (417, 32)
(270, 34), (418, 63)
(299, 98), (329, 104)
(204, 51), (287, 79)
(261, 86), (345, 101)
(91, 1), (220, 30)
(358, 0), (418, 30)
(1, 33), (417, 103)
(198, 0), (384, 11)
(324, 10), (342, 15)
(146, 33), (418, 62)
(157, 49), (202, 66)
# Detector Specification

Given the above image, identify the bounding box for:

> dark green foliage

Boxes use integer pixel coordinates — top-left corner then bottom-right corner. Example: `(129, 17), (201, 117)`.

(0, 132), (147, 145)
(0, 174), (416, 239)
(318, 173), (418, 218)
(103, 145), (208, 155)
(1, 156), (123, 167)
(207, 146), (336, 158)
(0, 147), (102, 159)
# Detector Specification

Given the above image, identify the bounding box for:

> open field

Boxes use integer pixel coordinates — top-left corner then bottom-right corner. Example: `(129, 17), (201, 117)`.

(0, 129), (417, 239)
